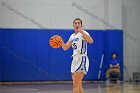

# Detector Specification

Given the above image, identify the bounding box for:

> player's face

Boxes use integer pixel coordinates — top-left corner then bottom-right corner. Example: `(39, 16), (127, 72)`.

(73, 20), (82, 30)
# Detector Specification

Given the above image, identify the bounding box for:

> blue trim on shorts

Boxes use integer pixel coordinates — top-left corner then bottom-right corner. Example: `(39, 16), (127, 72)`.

(84, 56), (87, 72)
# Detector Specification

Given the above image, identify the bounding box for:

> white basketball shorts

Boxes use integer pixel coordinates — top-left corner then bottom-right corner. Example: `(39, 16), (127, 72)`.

(71, 55), (89, 74)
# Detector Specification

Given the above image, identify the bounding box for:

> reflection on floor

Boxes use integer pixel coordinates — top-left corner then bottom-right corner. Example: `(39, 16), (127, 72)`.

(0, 82), (140, 93)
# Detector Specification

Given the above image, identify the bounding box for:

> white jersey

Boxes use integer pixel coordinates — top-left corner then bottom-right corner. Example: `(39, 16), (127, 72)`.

(69, 30), (90, 56)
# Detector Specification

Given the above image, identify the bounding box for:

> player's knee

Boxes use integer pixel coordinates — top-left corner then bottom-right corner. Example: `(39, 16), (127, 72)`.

(73, 81), (79, 88)
(73, 80), (80, 88)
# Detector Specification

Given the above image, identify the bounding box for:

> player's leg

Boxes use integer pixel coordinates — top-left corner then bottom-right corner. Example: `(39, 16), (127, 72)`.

(79, 56), (88, 93)
(72, 72), (84, 93)
(79, 77), (84, 93)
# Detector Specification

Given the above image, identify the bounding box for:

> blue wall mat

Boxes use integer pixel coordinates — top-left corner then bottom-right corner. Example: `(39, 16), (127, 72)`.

(102, 30), (123, 80)
(0, 29), (123, 81)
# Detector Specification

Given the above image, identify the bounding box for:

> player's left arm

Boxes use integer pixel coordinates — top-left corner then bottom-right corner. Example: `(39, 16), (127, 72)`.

(78, 28), (93, 44)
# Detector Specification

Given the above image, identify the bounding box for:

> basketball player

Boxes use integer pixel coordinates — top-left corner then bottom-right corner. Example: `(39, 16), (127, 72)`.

(61, 18), (93, 93)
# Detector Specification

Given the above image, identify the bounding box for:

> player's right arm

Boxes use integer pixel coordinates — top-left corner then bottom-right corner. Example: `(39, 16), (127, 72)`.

(61, 40), (72, 51)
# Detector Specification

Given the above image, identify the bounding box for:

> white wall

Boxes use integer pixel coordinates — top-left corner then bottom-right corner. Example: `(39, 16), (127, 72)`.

(122, 0), (140, 80)
(108, 0), (122, 29)
(0, 0), (122, 30)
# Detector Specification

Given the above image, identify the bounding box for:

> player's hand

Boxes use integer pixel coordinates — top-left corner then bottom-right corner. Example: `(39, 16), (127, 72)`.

(59, 37), (64, 44)
(77, 27), (83, 33)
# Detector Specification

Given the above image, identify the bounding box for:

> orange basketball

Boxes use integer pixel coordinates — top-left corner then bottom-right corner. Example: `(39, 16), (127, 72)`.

(49, 35), (62, 48)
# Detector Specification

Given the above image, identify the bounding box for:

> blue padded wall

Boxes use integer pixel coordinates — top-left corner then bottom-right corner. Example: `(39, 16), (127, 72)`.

(101, 30), (123, 80)
(0, 29), (123, 81)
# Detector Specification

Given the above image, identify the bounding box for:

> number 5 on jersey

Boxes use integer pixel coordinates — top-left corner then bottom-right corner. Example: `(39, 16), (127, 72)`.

(72, 43), (77, 49)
